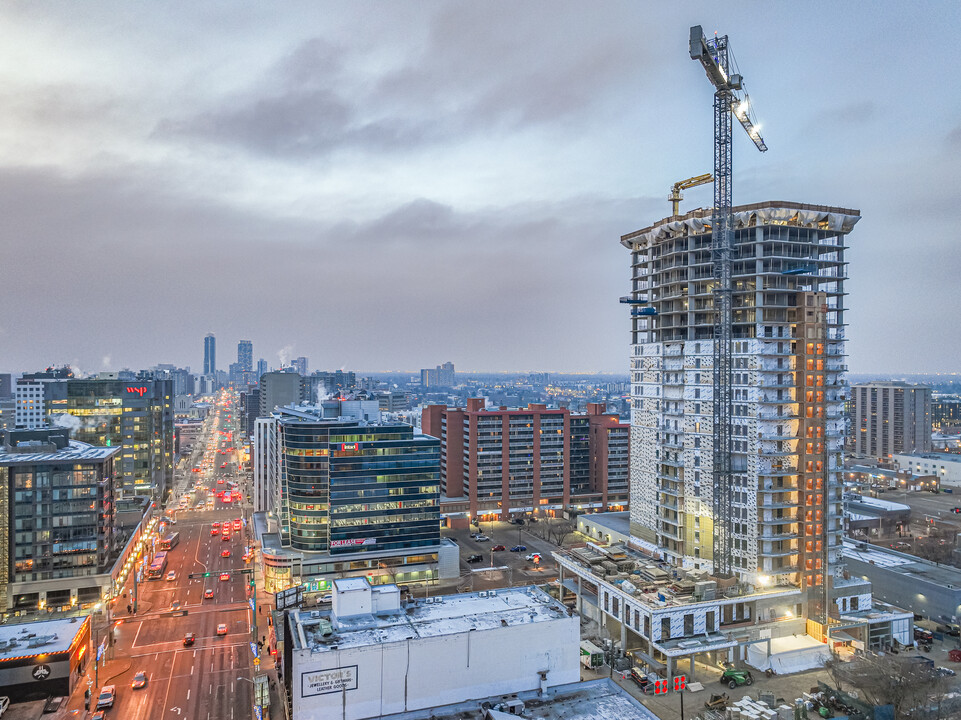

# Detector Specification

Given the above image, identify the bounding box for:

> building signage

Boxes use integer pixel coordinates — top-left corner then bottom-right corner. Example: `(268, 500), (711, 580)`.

(32, 664), (52, 680)
(125, 386), (148, 397)
(339, 442), (362, 451)
(329, 538), (376, 549)
(302, 666), (358, 697)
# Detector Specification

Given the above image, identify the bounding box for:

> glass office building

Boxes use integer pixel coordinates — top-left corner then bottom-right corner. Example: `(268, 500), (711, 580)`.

(279, 419), (440, 554)
(44, 378), (173, 501)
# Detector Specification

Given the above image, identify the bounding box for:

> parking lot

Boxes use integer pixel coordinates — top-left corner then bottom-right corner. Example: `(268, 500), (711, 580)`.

(440, 519), (573, 593)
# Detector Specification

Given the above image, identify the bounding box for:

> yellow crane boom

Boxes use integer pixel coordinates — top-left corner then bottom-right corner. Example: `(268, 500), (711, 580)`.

(669, 173), (713, 216)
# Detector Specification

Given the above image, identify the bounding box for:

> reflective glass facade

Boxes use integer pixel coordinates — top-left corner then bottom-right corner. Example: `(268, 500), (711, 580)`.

(279, 419), (440, 554)
(44, 379), (173, 500)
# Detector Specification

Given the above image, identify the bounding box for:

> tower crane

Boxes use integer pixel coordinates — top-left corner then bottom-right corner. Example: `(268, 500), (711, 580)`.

(689, 25), (767, 579)
(669, 173), (714, 217)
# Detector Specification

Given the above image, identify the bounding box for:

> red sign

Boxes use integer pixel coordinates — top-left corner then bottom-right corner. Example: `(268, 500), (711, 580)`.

(673, 675), (686, 691)
(654, 679), (668, 695)
(126, 386), (147, 397)
(339, 442), (361, 451)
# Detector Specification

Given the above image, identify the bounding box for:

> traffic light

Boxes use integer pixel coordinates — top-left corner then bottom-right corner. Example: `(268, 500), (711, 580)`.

(673, 675), (686, 691)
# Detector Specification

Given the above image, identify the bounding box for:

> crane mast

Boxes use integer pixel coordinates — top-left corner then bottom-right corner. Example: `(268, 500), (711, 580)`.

(689, 25), (767, 578)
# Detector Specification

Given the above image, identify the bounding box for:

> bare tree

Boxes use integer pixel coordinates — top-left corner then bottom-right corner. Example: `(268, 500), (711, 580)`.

(547, 519), (577, 547)
(834, 654), (950, 719)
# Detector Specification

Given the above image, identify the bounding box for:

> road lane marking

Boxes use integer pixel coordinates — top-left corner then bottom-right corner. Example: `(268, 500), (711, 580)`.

(187, 689), (190, 700)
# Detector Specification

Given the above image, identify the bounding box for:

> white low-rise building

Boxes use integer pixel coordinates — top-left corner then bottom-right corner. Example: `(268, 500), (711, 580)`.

(284, 578), (579, 720)
(893, 452), (961, 488)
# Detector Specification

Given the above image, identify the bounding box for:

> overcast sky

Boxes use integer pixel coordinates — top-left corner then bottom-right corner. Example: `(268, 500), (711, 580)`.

(1, 2), (959, 375)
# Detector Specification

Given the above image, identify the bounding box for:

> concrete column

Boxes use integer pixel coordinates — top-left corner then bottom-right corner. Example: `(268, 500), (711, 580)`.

(620, 600), (627, 656)
(577, 575), (582, 614)
(666, 656), (674, 679)
(689, 655), (695, 681)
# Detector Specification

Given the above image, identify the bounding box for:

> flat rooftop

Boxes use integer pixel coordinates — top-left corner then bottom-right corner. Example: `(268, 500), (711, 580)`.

(381, 679), (657, 720)
(0, 439), (118, 465)
(579, 511), (630, 536)
(0, 617), (88, 662)
(896, 452), (961, 463)
(291, 585), (570, 652)
(554, 547), (800, 610)
(842, 540), (961, 588)
(846, 495), (910, 513)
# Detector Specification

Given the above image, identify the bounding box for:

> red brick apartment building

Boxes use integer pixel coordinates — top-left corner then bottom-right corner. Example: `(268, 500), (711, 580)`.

(422, 399), (629, 519)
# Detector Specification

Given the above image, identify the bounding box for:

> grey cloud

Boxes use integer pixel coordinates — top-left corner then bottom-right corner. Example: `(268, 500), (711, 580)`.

(157, 5), (650, 159)
(0, 162), (640, 373)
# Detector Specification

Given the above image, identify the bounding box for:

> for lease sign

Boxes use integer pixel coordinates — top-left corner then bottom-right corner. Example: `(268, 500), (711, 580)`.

(329, 538), (376, 548)
(302, 665), (358, 697)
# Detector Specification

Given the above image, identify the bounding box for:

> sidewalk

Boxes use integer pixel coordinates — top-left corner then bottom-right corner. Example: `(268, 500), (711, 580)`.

(63, 656), (132, 715)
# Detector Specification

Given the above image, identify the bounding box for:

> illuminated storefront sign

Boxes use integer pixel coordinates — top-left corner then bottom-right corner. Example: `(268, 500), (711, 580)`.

(329, 538), (376, 549)
(339, 442), (361, 451)
(125, 386), (148, 397)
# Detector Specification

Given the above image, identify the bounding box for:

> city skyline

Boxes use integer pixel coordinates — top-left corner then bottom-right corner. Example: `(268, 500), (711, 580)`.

(1, 3), (959, 375)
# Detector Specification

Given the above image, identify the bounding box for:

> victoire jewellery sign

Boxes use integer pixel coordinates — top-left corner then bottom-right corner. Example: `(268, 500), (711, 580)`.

(302, 666), (358, 697)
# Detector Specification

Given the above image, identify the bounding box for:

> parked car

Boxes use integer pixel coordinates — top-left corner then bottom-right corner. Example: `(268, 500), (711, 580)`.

(42, 697), (65, 714)
(466, 554), (483, 563)
(937, 666), (957, 677)
(475, 535), (490, 542)
(510, 545), (527, 552)
(492, 545), (506, 551)
(937, 624), (961, 637)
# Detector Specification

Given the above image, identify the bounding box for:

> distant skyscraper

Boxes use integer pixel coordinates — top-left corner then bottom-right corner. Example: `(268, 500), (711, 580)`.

(238, 340), (253, 373)
(292, 356), (308, 376)
(256, 358), (268, 380)
(851, 381), (932, 458)
(420, 362), (455, 388)
(203, 333), (216, 375)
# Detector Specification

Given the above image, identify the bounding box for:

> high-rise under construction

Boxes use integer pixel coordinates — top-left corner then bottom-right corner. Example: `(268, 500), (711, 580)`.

(622, 200), (859, 619)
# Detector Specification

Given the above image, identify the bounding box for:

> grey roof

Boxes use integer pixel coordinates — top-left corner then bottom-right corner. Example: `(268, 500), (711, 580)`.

(842, 540), (961, 588)
(0, 440), (118, 465)
(579, 511), (630, 537)
(378, 679), (658, 720)
(0, 617), (88, 661)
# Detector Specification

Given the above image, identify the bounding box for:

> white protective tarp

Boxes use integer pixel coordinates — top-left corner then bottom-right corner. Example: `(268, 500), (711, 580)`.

(745, 634), (831, 674)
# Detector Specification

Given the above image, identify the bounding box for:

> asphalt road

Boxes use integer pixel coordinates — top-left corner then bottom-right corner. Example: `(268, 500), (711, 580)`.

(78, 391), (259, 720)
